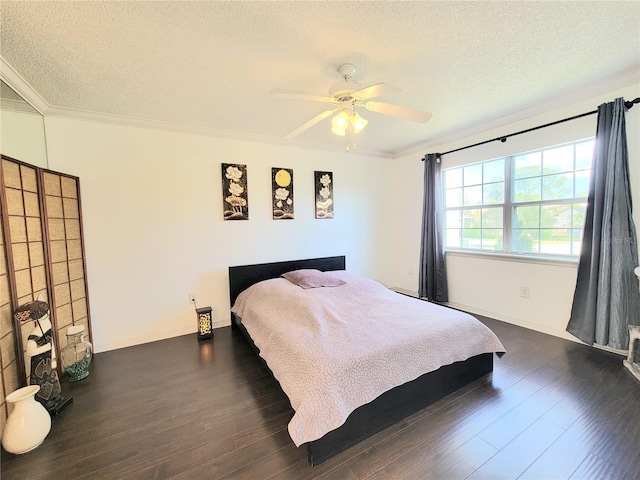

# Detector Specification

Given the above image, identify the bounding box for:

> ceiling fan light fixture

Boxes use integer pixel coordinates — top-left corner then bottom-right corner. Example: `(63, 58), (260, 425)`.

(331, 109), (367, 138)
(351, 112), (368, 134)
(332, 111), (349, 130)
(276, 63), (432, 146)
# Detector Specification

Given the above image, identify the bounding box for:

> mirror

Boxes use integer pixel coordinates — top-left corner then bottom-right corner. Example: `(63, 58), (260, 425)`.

(0, 79), (47, 167)
(0, 79), (49, 401)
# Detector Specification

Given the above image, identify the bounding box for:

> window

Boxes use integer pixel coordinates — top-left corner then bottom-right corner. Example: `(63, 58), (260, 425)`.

(443, 138), (594, 257)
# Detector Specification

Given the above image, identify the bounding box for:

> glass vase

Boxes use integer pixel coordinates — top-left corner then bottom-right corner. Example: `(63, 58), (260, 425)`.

(60, 325), (92, 382)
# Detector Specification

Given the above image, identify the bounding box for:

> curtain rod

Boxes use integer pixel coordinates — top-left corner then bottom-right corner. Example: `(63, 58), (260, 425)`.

(423, 97), (640, 160)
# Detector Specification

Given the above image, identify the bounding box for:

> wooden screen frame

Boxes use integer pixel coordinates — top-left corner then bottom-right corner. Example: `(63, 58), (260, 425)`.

(1, 155), (48, 386)
(0, 154), (92, 386)
(39, 167), (93, 351)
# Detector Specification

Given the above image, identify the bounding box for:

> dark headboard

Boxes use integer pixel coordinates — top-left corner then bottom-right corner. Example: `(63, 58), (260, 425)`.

(228, 255), (346, 307)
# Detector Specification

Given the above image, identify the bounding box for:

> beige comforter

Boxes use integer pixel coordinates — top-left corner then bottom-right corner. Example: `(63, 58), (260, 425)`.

(231, 271), (505, 446)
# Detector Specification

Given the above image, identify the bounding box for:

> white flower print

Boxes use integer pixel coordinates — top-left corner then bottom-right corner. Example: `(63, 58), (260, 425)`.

(225, 166), (243, 182)
(229, 181), (244, 197)
(275, 188), (290, 201)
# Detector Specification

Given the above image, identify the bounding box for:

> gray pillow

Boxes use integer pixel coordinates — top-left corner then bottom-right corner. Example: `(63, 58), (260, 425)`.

(281, 269), (346, 289)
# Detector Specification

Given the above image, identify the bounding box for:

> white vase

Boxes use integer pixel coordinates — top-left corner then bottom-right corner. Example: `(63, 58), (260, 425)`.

(2, 385), (51, 454)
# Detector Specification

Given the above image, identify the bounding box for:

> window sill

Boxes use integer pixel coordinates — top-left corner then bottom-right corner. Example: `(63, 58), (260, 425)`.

(445, 249), (579, 268)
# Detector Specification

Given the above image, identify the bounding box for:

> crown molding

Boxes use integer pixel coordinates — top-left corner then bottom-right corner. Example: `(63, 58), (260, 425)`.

(393, 67), (640, 159)
(0, 56), (49, 115)
(0, 98), (42, 115)
(44, 105), (392, 158)
(5, 50), (634, 161)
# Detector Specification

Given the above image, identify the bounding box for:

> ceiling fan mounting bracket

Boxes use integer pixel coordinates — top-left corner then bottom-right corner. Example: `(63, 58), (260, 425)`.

(337, 63), (357, 81)
(329, 64), (360, 98)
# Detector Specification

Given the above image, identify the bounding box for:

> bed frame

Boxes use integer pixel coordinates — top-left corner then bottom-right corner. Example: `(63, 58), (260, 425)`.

(228, 255), (493, 466)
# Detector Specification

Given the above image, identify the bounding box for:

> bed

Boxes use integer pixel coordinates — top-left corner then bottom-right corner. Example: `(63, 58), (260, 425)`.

(228, 256), (504, 466)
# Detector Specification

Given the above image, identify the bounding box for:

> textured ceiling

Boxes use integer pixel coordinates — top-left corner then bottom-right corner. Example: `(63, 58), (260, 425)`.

(1, 1), (639, 157)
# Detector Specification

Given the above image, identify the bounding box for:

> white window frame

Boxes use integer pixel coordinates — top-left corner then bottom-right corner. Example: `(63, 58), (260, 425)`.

(443, 138), (594, 261)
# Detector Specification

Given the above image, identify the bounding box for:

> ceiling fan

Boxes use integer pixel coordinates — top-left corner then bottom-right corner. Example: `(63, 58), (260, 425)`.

(273, 63), (432, 149)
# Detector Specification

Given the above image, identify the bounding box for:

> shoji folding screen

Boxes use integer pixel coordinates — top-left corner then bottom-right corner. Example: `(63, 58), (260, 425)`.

(0, 155), (92, 428)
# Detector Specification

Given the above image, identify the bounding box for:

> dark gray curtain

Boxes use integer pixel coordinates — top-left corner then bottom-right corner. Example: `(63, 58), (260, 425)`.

(419, 153), (448, 302)
(567, 98), (640, 349)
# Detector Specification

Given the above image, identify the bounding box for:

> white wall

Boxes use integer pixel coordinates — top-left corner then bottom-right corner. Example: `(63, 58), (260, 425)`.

(33, 82), (640, 352)
(0, 109), (48, 167)
(43, 118), (391, 352)
(386, 83), (640, 342)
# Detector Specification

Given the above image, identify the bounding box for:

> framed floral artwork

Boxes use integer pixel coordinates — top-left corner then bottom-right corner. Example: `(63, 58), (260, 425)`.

(272, 168), (294, 219)
(221, 163), (249, 220)
(314, 171), (334, 218)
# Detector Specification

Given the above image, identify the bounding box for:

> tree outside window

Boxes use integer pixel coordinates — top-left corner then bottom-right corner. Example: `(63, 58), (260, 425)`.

(444, 139), (593, 257)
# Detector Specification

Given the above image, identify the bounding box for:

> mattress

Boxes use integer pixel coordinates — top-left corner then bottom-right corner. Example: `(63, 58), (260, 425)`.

(231, 270), (505, 446)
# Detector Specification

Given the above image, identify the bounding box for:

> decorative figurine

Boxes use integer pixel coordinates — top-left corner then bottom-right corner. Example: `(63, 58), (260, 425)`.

(14, 299), (72, 415)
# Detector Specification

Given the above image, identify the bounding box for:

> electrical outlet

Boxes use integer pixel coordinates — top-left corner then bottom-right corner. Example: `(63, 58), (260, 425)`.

(520, 286), (529, 298)
(188, 293), (197, 305)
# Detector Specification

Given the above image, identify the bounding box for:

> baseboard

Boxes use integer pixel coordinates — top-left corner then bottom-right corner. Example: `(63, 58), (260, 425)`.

(390, 287), (419, 298)
(445, 301), (628, 356)
(445, 301), (579, 341)
(94, 325), (198, 353)
(384, 289), (628, 356)
(390, 288), (582, 343)
(95, 319), (231, 353)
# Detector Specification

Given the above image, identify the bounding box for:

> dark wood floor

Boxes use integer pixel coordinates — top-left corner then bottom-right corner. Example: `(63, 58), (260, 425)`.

(2, 316), (639, 480)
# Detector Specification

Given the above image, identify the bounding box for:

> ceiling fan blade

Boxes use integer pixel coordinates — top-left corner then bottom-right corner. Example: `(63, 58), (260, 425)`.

(364, 101), (432, 123)
(351, 82), (401, 100)
(271, 90), (334, 103)
(285, 109), (338, 139)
